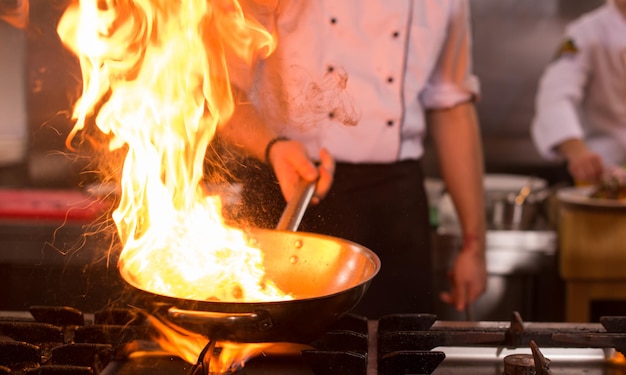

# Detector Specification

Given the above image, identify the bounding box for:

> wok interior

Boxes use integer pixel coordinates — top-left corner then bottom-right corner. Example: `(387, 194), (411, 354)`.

(250, 228), (380, 300)
(122, 228), (380, 304)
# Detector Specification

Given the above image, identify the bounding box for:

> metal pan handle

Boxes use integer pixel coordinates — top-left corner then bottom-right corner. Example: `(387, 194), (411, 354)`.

(167, 306), (273, 331)
(275, 177), (317, 232)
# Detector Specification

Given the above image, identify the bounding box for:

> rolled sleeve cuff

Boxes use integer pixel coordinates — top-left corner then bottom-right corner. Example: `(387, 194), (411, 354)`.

(531, 110), (584, 161)
(421, 75), (480, 109)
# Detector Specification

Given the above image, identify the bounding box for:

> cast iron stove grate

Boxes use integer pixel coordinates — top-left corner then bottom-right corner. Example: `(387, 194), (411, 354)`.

(0, 306), (151, 374)
(0, 306), (446, 375)
(2, 307), (626, 374)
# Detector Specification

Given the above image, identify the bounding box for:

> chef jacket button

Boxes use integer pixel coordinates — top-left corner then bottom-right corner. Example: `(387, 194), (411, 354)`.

(327, 65), (335, 73)
(386, 120), (394, 127)
(392, 31), (400, 38)
(328, 111), (335, 119)
(387, 76), (394, 83)
(330, 17), (337, 24)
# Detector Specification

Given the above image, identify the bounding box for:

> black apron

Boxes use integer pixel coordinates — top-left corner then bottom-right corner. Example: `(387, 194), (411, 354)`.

(230, 158), (434, 318)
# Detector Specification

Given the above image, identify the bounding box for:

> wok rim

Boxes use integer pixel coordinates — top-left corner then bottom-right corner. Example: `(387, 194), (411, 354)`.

(122, 228), (381, 309)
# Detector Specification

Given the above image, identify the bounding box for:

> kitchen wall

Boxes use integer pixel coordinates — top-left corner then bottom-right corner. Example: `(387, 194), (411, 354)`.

(473, 0), (601, 137)
(0, 15), (27, 180)
(0, 0), (608, 187)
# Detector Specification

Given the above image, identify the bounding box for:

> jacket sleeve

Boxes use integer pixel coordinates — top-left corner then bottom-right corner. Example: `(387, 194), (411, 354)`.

(531, 23), (591, 160)
(420, 0), (479, 110)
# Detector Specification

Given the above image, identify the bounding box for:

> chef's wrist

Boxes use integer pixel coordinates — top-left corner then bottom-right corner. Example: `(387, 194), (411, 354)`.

(557, 138), (588, 161)
(264, 136), (291, 167)
(461, 233), (485, 252)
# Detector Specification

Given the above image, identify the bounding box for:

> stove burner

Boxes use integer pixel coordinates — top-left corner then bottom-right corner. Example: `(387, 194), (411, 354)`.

(1, 307), (626, 374)
(504, 354), (536, 375)
(503, 341), (552, 375)
(184, 314), (372, 375)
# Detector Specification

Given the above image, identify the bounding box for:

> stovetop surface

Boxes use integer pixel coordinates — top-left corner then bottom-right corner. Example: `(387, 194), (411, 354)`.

(433, 346), (626, 374)
(101, 347), (626, 375)
(104, 348), (625, 375)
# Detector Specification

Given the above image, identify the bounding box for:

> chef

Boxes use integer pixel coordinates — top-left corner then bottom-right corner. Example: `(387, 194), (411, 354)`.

(531, 0), (626, 184)
(231, 0), (487, 317)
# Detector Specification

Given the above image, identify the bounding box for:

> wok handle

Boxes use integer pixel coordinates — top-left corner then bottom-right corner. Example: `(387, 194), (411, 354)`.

(167, 307), (273, 330)
(276, 177), (317, 232)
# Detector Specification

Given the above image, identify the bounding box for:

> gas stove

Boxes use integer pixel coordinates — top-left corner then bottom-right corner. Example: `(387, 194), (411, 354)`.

(1, 307), (625, 375)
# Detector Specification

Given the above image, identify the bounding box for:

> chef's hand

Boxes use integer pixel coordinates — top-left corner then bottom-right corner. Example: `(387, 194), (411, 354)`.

(558, 139), (604, 184)
(440, 237), (487, 312)
(266, 139), (335, 204)
(566, 151), (604, 185)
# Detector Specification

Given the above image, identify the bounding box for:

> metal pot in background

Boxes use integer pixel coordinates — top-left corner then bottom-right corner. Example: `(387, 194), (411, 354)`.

(490, 187), (552, 231)
(435, 174), (552, 234)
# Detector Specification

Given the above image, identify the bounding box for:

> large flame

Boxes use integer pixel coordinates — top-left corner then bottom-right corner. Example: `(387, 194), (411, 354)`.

(147, 315), (310, 372)
(57, 0), (290, 303)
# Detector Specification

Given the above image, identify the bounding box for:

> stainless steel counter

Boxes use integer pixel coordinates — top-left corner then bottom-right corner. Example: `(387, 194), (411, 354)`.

(433, 346), (619, 375)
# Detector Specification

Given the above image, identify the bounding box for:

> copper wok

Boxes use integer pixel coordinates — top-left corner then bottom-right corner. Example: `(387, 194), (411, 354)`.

(124, 179), (380, 343)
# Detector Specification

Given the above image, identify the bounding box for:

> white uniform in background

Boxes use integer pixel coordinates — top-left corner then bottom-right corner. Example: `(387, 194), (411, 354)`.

(531, 1), (626, 167)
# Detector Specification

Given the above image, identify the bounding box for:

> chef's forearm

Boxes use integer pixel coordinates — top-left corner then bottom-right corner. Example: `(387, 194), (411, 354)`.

(428, 102), (487, 250)
(218, 88), (279, 163)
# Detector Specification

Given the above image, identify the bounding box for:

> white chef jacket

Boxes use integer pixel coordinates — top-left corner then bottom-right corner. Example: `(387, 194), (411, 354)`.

(249, 0), (479, 163)
(531, 1), (626, 166)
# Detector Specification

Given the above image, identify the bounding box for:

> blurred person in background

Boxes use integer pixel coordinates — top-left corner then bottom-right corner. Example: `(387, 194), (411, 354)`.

(531, 0), (626, 185)
(0, 0), (29, 186)
(230, 0), (487, 318)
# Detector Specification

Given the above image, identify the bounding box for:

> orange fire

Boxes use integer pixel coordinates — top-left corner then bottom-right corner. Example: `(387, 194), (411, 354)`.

(57, 0), (289, 301)
(147, 315), (310, 372)
(56, 0), (293, 368)
(611, 350), (626, 365)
